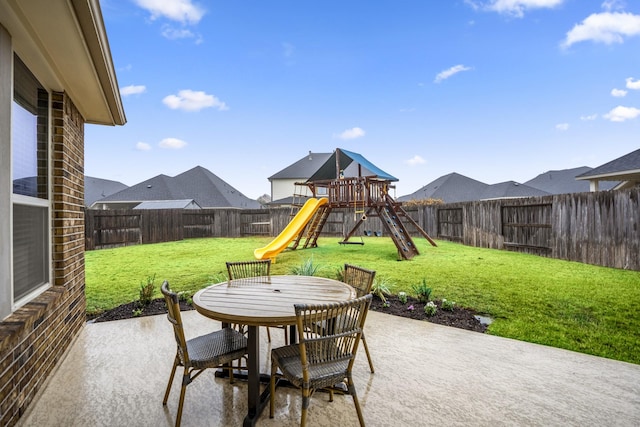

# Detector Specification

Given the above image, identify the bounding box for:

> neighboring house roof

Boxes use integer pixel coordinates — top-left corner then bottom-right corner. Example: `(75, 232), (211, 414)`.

(0, 1), (125, 125)
(576, 148), (640, 182)
(268, 152), (332, 180)
(307, 148), (398, 182)
(133, 200), (201, 210)
(399, 173), (489, 203)
(84, 176), (128, 207)
(525, 167), (618, 194)
(94, 166), (260, 209)
(479, 181), (550, 200)
(174, 166), (260, 209)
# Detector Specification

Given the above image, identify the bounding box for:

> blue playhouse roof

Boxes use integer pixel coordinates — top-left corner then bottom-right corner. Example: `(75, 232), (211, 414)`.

(307, 148), (398, 182)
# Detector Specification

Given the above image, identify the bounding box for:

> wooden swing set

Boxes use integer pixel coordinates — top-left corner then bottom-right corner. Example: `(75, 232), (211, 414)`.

(288, 149), (436, 260)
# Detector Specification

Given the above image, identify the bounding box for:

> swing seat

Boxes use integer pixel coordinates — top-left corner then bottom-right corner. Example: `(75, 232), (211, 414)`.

(338, 240), (365, 245)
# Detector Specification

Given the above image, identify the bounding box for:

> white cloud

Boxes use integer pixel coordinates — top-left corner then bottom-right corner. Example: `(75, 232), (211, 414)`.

(134, 0), (205, 24)
(555, 123), (570, 131)
(163, 90), (228, 112)
(335, 127), (365, 140)
(601, 0), (625, 12)
(627, 77), (640, 90)
(120, 85), (146, 96)
(603, 105), (640, 122)
(405, 155), (426, 166)
(611, 88), (628, 97)
(161, 26), (195, 40)
(136, 142), (151, 151)
(434, 65), (472, 83)
(561, 12), (640, 48)
(580, 114), (598, 121)
(466, 0), (564, 18)
(159, 138), (188, 149)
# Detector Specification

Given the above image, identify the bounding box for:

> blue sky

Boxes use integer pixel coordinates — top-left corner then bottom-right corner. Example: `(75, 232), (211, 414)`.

(87, 0), (640, 199)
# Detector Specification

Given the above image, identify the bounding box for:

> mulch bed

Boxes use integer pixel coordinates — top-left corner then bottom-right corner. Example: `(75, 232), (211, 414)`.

(88, 295), (488, 333)
(369, 295), (487, 333)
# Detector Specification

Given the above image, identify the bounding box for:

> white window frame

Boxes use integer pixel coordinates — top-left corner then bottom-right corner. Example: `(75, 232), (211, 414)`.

(9, 53), (52, 312)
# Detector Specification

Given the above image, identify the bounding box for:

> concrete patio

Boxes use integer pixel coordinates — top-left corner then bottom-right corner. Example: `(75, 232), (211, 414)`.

(18, 310), (640, 426)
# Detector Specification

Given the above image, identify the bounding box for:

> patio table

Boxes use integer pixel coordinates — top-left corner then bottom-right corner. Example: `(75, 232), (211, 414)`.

(193, 275), (356, 426)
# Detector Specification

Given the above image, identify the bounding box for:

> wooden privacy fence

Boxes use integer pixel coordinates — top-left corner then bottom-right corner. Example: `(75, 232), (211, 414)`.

(413, 188), (639, 271)
(84, 188), (639, 270)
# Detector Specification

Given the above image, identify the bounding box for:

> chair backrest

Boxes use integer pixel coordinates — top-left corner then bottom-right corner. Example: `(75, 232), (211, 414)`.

(294, 294), (373, 380)
(161, 281), (190, 365)
(343, 264), (376, 297)
(226, 260), (271, 282)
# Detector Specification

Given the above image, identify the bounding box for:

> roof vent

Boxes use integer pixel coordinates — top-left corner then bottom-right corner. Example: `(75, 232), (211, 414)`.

(147, 185), (152, 188)
(308, 150), (312, 160)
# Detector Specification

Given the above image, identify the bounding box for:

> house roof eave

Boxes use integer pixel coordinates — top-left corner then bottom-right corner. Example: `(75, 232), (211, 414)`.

(1, 0), (126, 126)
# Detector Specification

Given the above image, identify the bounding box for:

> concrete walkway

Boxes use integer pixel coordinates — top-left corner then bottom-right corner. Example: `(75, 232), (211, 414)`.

(18, 311), (640, 426)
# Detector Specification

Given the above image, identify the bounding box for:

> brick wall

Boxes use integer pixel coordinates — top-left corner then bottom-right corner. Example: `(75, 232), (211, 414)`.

(0, 92), (86, 426)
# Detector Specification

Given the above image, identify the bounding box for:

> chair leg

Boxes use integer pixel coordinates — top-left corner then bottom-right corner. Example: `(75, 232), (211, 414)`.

(175, 373), (190, 427)
(347, 373), (365, 427)
(301, 387), (310, 427)
(361, 332), (375, 373)
(266, 326), (272, 343)
(269, 360), (277, 418)
(163, 356), (179, 405)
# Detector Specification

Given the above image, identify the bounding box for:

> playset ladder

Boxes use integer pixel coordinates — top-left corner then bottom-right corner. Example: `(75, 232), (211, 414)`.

(290, 183), (310, 218)
(376, 198), (420, 260)
(302, 205), (331, 248)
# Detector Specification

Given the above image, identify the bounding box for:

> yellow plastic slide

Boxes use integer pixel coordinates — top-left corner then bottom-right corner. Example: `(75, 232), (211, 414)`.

(254, 197), (328, 261)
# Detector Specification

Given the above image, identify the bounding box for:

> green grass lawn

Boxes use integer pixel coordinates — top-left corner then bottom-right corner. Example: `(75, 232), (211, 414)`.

(85, 236), (640, 365)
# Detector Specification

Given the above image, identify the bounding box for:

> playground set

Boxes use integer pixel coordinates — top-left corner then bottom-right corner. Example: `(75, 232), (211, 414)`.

(254, 149), (436, 261)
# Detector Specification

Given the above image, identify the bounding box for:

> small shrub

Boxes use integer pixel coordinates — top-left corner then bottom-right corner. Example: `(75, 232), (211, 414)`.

(289, 256), (321, 276)
(371, 276), (391, 303)
(334, 265), (345, 282)
(132, 308), (143, 317)
(401, 198), (444, 207)
(398, 291), (408, 304)
(178, 291), (191, 302)
(412, 278), (432, 303)
(139, 274), (156, 305)
(441, 298), (455, 311)
(424, 301), (437, 316)
(207, 273), (227, 285)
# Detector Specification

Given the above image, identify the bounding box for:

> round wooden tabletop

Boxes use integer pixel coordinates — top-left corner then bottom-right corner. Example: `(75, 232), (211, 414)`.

(193, 275), (356, 326)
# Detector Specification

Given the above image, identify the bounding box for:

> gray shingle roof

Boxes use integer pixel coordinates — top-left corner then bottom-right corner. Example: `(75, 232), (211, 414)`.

(525, 167), (618, 194)
(174, 166), (260, 209)
(268, 152), (332, 180)
(98, 174), (184, 202)
(576, 148), (640, 180)
(94, 166), (260, 209)
(84, 176), (128, 206)
(479, 181), (550, 200)
(398, 173), (489, 203)
(133, 200), (201, 209)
